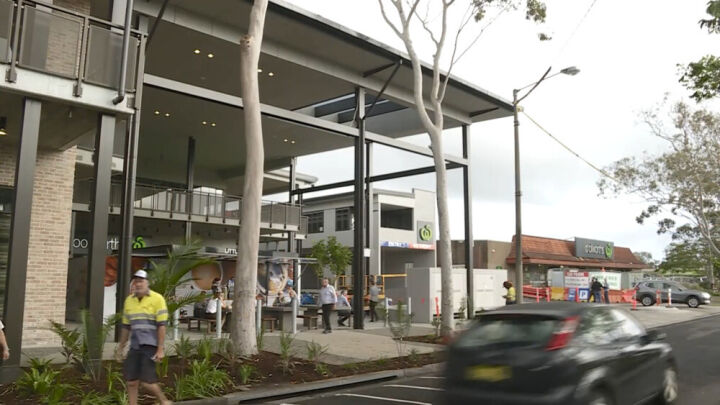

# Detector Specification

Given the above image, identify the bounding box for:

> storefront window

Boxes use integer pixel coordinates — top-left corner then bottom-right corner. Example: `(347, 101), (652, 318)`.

(306, 211), (324, 234)
(335, 207), (353, 232)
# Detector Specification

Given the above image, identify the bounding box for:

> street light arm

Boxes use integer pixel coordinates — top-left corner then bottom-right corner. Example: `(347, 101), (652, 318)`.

(515, 66), (552, 104)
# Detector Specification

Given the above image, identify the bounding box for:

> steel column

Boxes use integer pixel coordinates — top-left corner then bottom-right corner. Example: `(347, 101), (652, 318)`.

(185, 137), (195, 241)
(352, 87), (365, 329)
(513, 90), (523, 303)
(87, 114), (116, 364)
(365, 142), (373, 280)
(0, 98), (41, 383)
(287, 157), (297, 254)
(462, 125), (474, 319)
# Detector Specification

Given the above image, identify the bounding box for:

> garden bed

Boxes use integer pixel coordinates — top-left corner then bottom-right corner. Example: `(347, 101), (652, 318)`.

(0, 347), (443, 404)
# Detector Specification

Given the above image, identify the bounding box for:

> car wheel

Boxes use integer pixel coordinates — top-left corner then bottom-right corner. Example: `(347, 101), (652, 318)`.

(641, 295), (655, 306)
(656, 366), (678, 404)
(687, 296), (699, 308)
(588, 389), (613, 405)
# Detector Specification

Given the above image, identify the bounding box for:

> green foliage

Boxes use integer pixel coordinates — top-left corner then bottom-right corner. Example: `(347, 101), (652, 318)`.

(174, 359), (231, 400)
(314, 363), (330, 376)
(278, 332), (296, 374)
(375, 356), (388, 366)
(309, 237), (352, 281)
(659, 241), (720, 274)
(26, 357), (53, 373)
(79, 391), (117, 405)
(388, 300), (414, 360)
(408, 348), (421, 364)
(48, 321), (80, 366)
(104, 363), (125, 395)
(156, 355), (170, 378)
(598, 102), (720, 263)
(700, 0), (720, 33)
(216, 338), (238, 368)
(305, 341), (328, 365)
(16, 366), (71, 404)
(173, 334), (195, 364)
(147, 240), (214, 323)
(196, 337), (214, 363)
(47, 310), (120, 381)
(679, 55), (720, 101)
(238, 364), (256, 385)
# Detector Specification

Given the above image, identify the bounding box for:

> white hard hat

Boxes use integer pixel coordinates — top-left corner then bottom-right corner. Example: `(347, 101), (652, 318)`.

(132, 270), (148, 279)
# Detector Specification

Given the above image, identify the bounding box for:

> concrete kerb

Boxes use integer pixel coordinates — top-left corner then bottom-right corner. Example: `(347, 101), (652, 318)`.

(175, 363), (444, 405)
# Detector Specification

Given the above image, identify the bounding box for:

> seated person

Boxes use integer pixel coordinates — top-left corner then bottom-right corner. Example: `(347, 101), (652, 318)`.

(205, 291), (228, 321)
(336, 289), (352, 327)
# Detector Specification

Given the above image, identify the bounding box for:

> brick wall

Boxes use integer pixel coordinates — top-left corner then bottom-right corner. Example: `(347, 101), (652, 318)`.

(0, 145), (76, 347)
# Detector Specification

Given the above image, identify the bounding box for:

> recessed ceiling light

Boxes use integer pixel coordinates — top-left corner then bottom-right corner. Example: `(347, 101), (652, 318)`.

(211, 123), (216, 127)
(0, 117), (7, 136)
(207, 53), (214, 58)
(268, 72), (275, 77)
(193, 49), (201, 54)
(154, 110), (160, 115)
(164, 113), (170, 117)
(257, 68), (263, 73)
(291, 140), (296, 144)
(283, 138), (288, 143)
(202, 121), (207, 125)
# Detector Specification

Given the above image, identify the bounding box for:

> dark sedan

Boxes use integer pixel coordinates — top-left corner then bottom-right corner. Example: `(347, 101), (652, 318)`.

(445, 302), (677, 405)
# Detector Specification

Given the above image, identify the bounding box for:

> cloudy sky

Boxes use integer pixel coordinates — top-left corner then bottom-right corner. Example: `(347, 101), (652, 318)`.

(278, 0), (717, 262)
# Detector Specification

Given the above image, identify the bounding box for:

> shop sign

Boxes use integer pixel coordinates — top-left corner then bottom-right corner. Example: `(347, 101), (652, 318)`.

(71, 235), (145, 255)
(381, 241), (435, 250)
(416, 221), (434, 244)
(575, 237), (614, 260)
(564, 271), (589, 289)
(588, 271), (622, 290)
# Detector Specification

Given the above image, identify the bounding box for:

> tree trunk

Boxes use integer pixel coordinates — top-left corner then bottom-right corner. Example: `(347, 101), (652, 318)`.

(232, 0), (268, 357)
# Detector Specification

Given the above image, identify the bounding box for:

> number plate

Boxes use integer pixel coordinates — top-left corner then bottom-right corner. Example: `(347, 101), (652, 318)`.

(465, 365), (511, 382)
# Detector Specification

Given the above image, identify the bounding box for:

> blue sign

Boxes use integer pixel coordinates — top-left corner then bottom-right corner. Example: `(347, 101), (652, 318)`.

(567, 288), (576, 301)
(578, 288), (590, 301)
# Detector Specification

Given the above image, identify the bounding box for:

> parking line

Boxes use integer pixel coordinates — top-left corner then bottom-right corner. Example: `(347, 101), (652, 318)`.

(336, 393), (432, 404)
(418, 376), (444, 380)
(384, 384), (444, 391)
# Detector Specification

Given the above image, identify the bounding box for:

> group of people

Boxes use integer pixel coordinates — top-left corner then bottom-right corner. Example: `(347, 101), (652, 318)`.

(501, 277), (612, 305)
(317, 278), (382, 334)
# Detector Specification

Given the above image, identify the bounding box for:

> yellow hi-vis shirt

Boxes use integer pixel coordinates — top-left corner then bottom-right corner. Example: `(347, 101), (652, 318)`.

(122, 290), (168, 349)
(507, 287), (516, 301)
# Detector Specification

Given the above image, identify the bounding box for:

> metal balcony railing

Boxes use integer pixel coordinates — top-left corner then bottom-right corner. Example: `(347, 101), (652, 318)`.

(73, 180), (305, 230)
(0, 0), (142, 94)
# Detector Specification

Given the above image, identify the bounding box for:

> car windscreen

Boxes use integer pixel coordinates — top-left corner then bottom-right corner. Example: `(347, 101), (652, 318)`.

(454, 314), (560, 349)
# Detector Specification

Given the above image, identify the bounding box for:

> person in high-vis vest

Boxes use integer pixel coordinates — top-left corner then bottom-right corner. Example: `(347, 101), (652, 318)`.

(503, 281), (517, 305)
(115, 270), (171, 405)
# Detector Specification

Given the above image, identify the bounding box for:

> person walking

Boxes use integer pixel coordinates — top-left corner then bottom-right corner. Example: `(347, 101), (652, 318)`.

(603, 278), (610, 304)
(319, 278), (337, 334)
(369, 280), (380, 322)
(115, 270), (172, 405)
(502, 281), (516, 305)
(590, 277), (603, 304)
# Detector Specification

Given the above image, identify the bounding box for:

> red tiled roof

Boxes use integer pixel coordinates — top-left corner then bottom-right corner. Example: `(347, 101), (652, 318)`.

(505, 235), (646, 270)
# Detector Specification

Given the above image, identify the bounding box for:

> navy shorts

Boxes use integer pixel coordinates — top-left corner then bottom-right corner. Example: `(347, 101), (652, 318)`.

(124, 345), (158, 383)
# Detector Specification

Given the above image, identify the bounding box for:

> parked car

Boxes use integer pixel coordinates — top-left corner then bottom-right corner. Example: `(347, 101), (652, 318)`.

(635, 280), (711, 308)
(445, 302), (677, 405)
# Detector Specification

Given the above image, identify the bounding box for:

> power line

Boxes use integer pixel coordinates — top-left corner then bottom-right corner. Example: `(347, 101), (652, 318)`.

(521, 110), (618, 182)
(552, 0), (601, 63)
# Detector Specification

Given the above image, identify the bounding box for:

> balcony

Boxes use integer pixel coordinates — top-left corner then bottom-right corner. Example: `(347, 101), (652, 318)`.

(0, 0), (142, 96)
(72, 181), (307, 233)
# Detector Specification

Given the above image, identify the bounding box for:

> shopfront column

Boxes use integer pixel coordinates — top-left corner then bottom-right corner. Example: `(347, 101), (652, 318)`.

(352, 87), (365, 329)
(0, 98), (41, 383)
(462, 124), (474, 319)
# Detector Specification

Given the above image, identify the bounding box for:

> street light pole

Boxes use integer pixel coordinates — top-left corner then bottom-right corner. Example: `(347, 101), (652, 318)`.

(512, 66), (579, 304)
(513, 88), (523, 304)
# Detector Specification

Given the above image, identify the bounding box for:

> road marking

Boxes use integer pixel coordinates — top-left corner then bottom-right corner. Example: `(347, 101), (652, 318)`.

(336, 393), (432, 404)
(418, 376), (444, 379)
(384, 384), (444, 391)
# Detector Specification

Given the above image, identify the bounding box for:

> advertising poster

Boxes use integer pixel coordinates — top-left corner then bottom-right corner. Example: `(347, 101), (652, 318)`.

(564, 271), (589, 289)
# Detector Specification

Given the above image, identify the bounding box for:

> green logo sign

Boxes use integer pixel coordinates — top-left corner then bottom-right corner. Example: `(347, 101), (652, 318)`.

(605, 243), (613, 258)
(132, 236), (146, 249)
(419, 225), (433, 241)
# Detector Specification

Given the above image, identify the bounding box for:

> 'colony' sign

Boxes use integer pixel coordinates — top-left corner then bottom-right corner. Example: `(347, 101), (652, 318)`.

(575, 237), (614, 260)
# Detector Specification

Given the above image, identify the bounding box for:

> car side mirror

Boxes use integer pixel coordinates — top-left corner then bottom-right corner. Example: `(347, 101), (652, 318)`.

(643, 330), (666, 344)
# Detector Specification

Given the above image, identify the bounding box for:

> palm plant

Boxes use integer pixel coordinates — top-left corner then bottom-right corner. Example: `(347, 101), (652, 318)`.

(146, 240), (215, 326)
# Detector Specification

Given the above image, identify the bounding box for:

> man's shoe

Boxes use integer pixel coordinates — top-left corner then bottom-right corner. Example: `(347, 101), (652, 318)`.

(322, 330), (329, 334)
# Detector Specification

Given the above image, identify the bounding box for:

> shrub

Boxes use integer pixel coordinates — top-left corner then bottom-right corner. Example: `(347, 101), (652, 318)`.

(16, 366), (71, 404)
(196, 337), (214, 363)
(79, 391), (116, 405)
(305, 341), (328, 365)
(174, 359), (232, 400)
(238, 364), (256, 385)
(278, 332), (296, 374)
(173, 335), (195, 365)
(314, 363), (330, 376)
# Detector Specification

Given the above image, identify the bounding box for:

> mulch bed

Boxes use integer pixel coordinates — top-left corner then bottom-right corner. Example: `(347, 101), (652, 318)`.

(0, 350), (444, 404)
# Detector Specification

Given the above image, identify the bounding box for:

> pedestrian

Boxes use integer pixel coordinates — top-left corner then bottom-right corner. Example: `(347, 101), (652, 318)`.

(319, 278), (337, 334)
(502, 281), (516, 305)
(603, 278), (610, 304)
(211, 277), (221, 295)
(369, 280), (380, 322)
(227, 276), (235, 299)
(336, 289), (352, 327)
(0, 319), (9, 360)
(590, 277), (603, 304)
(115, 270), (172, 405)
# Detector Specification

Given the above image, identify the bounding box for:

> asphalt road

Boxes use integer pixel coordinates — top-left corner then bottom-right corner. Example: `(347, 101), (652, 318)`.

(270, 314), (720, 405)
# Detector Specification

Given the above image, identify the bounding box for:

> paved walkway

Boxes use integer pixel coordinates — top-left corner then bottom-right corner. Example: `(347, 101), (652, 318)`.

(20, 302), (720, 366)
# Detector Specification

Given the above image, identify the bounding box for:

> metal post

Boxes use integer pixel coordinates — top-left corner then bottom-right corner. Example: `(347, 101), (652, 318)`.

(366, 142), (373, 282)
(291, 296), (298, 334)
(0, 98), (40, 383)
(407, 297), (412, 317)
(185, 137), (195, 241)
(462, 124), (474, 318)
(215, 298), (222, 339)
(87, 114), (116, 366)
(5, 0), (23, 82)
(353, 87), (366, 329)
(384, 297), (389, 327)
(513, 90), (523, 304)
(288, 157), (296, 253)
(173, 309), (180, 341)
(112, 0), (135, 104)
(256, 298), (262, 335)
